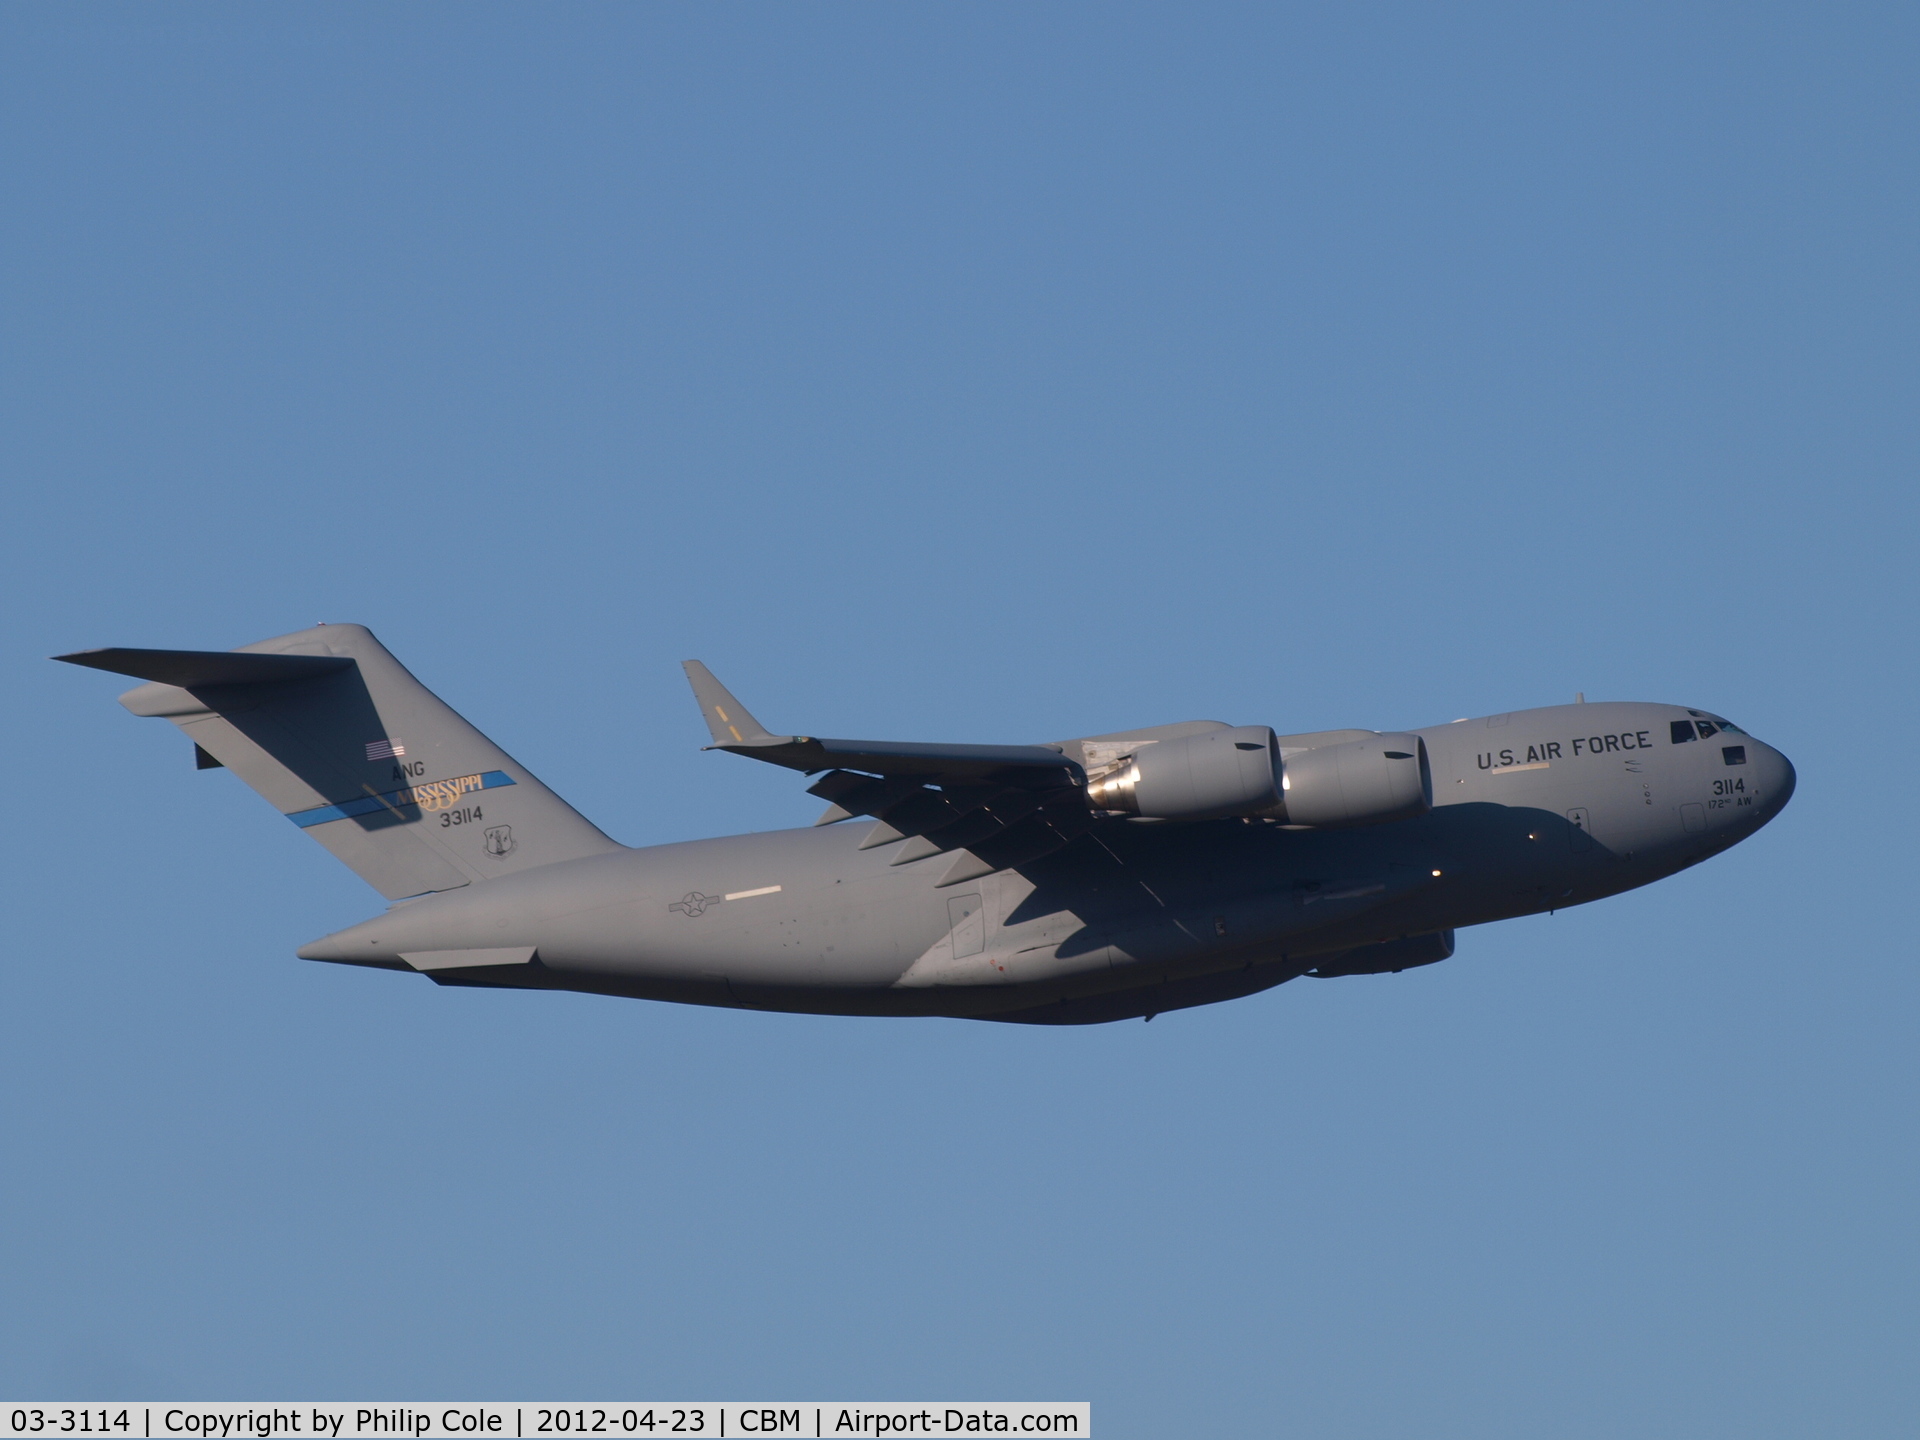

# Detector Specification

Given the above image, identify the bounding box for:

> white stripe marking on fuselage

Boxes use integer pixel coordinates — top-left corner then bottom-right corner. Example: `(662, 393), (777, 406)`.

(1487, 761), (1551, 775)
(724, 885), (782, 901)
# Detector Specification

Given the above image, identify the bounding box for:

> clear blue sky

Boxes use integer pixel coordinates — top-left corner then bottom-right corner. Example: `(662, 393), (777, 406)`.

(3, 5), (1915, 1435)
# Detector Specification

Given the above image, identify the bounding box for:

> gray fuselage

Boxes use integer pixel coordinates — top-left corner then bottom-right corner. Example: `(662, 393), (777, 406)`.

(299, 701), (1794, 1024)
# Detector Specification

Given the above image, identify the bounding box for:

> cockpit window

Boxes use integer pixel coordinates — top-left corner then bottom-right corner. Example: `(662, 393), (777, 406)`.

(1722, 745), (1747, 765)
(1675, 717), (1748, 742)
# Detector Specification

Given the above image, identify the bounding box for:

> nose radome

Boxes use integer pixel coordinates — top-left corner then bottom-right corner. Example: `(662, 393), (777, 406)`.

(1754, 741), (1796, 822)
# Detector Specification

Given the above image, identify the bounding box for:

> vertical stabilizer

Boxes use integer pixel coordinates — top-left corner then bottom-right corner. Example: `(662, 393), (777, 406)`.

(58, 625), (622, 899)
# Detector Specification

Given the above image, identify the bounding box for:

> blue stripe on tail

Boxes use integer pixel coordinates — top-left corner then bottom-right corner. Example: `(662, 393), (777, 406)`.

(286, 770), (516, 828)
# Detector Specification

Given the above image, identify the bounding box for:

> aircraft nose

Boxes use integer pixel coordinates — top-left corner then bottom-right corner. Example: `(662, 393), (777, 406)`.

(1751, 739), (1796, 823)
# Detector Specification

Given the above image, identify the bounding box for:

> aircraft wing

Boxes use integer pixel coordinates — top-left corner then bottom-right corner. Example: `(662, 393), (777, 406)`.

(683, 661), (1095, 887)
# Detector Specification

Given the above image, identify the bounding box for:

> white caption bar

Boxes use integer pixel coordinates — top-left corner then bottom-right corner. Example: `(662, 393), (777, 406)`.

(0, 1406), (1088, 1439)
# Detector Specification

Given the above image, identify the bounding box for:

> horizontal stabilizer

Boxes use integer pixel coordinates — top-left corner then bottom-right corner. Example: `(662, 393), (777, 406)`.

(54, 647), (351, 688)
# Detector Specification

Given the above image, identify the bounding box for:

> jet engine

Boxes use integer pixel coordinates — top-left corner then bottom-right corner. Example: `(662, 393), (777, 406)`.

(1083, 726), (1433, 827)
(1085, 725), (1282, 820)
(1274, 733), (1430, 827)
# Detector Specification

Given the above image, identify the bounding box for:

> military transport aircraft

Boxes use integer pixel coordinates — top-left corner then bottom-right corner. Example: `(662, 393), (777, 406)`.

(57, 624), (1794, 1024)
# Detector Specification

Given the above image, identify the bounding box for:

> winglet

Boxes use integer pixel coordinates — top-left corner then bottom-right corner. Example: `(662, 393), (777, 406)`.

(682, 661), (789, 749)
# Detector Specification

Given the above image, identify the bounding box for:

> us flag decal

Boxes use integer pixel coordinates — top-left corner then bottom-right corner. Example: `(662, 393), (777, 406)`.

(365, 738), (406, 761)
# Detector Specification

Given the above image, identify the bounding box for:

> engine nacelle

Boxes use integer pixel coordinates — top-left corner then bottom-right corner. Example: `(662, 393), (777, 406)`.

(1085, 725), (1281, 821)
(1276, 733), (1431, 827)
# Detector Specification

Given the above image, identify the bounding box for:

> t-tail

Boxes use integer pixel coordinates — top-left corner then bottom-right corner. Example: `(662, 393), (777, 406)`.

(56, 624), (622, 899)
